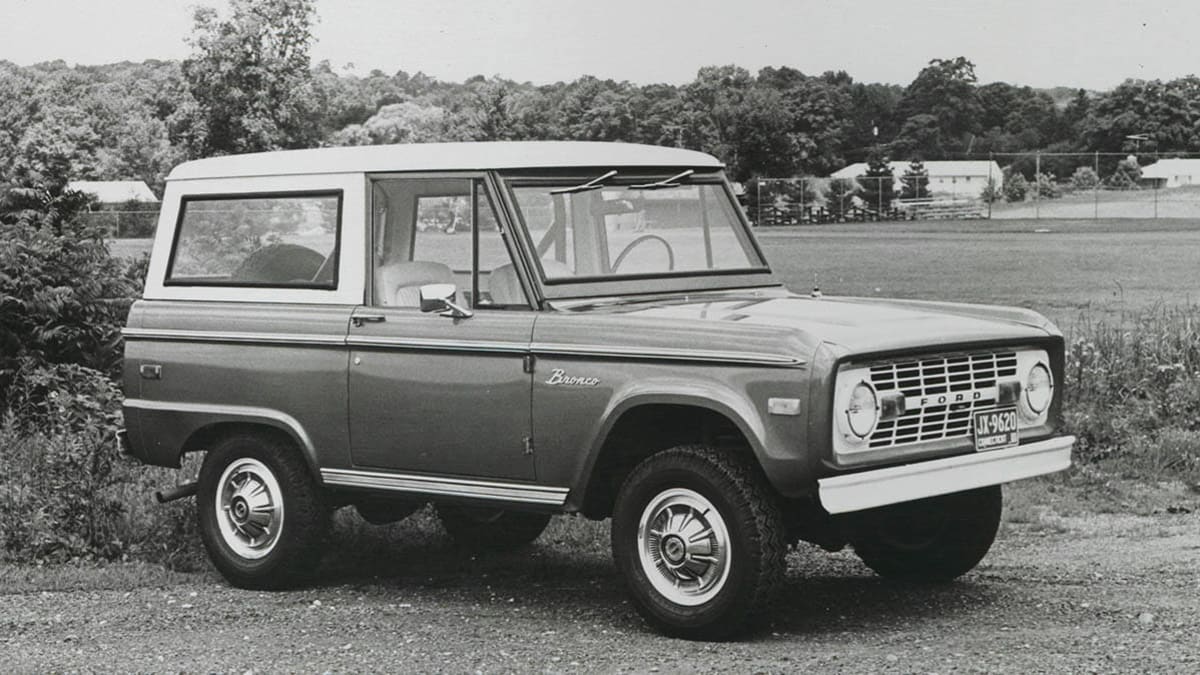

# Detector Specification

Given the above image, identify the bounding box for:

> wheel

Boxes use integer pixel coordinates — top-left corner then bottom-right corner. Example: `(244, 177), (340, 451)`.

(849, 485), (1002, 582)
(611, 234), (675, 272)
(435, 505), (551, 551)
(196, 433), (330, 589)
(611, 446), (786, 640)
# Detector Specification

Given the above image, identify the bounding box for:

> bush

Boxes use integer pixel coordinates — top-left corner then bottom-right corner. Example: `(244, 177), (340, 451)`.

(0, 184), (141, 408)
(1035, 172), (1061, 198)
(1003, 172), (1028, 202)
(1070, 166), (1100, 190)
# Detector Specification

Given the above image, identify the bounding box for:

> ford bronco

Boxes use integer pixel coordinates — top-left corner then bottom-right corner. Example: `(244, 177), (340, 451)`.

(121, 141), (1074, 639)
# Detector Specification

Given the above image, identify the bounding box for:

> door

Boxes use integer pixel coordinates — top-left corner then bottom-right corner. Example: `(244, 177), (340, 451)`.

(348, 176), (537, 480)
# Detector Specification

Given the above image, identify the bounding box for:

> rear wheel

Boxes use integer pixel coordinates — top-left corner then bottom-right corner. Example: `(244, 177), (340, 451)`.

(435, 505), (551, 551)
(611, 445), (786, 640)
(849, 485), (1002, 582)
(196, 433), (330, 589)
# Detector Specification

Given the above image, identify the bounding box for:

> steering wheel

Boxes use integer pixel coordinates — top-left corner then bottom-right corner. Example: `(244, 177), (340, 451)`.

(611, 234), (675, 273)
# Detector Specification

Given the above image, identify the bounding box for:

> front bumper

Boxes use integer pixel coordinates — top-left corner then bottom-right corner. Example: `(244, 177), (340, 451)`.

(818, 435), (1074, 514)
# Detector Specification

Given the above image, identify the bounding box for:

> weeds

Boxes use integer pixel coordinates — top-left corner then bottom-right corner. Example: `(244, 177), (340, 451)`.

(1063, 302), (1200, 485)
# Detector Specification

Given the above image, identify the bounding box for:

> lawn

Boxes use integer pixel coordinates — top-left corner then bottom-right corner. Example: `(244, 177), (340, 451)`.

(755, 218), (1200, 325)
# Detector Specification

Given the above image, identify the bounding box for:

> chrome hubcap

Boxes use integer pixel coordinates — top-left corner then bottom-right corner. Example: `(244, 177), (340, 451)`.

(215, 458), (284, 560)
(636, 488), (731, 606)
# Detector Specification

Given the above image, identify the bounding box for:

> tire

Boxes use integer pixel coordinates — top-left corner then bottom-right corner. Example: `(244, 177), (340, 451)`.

(610, 445), (786, 640)
(436, 505), (551, 551)
(849, 485), (1002, 582)
(196, 433), (330, 589)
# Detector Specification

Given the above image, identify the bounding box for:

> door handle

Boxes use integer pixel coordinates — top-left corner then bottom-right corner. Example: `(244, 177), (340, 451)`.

(352, 313), (386, 327)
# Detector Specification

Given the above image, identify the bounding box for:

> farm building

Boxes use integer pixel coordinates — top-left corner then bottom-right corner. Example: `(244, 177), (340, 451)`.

(829, 160), (1003, 199)
(67, 180), (158, 205)
(1139, 159), (1200, 188)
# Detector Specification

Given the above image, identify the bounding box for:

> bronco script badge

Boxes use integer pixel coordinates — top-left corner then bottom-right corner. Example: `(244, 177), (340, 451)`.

(544, 368), (601, 387)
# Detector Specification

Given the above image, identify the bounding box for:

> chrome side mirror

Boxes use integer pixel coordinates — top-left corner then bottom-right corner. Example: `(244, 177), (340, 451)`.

(418, 283), (473, 319)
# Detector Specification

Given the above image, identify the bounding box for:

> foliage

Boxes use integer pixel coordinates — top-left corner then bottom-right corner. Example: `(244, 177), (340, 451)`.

(980, 177), (1001, 203)
(1106, 156), (1142, 189)
(894, 57), (982, 157)
(0, 184), (140, 399)
(858, 155), (894, 210)
(1002, 169), (1028, 202)
(1070, 166), (1101, 190)
(900, 159), (930, 199)
(1063, 305), (1200, 485)
(178, 0), (321, 157)
(1035, 172), (1061, 198)
(824, 178), (859, 218)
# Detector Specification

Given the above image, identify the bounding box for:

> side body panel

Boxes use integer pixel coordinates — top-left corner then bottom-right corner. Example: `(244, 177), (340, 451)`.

(346, 306), (537, 480)
(529, 312), (815, 504)
(123, 300), (353, 471)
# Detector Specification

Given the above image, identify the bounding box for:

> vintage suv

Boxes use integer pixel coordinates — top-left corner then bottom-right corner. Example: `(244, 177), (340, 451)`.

(121, 141), (1074, 639)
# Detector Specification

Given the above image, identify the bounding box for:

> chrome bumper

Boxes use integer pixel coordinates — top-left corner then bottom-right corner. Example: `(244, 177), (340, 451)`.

(818, 435), (1075, 514)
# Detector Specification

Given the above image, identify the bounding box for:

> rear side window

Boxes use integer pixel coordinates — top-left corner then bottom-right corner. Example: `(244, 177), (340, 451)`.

(166, 192), (342, 288)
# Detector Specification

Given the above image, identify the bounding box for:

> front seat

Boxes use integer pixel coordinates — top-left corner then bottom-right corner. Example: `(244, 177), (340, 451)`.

(375, 260), (456, 307)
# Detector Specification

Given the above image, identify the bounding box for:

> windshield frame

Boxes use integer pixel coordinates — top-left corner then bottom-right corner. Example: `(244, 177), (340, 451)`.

(498, 168), (777, 300)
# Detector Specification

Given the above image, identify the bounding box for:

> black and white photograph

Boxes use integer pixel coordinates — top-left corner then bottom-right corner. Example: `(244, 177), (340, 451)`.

(1, 0), (1197, 671)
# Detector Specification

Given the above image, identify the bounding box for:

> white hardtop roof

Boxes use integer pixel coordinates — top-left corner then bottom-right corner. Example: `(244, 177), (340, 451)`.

(67, 180), (159, 202)
(168, 141), (724, 181)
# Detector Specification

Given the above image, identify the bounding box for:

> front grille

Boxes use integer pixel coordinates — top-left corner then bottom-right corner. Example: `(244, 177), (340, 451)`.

(867, 351), (1018, 449)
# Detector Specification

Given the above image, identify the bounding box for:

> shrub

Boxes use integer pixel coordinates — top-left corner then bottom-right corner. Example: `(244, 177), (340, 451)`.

(1035, 172), (1061, 198)
(1003, 172), (1028, 202)
(1070, 166), (1100, 190)
(1, 185), (139, 406)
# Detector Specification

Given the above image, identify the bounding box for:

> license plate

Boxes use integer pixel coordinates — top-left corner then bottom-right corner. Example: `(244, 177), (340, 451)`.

(973, 407), (1019, 451)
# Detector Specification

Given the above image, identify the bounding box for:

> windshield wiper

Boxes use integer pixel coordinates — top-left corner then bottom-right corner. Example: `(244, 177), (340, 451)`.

(550, 170), (618, 194)
(629, 169), (694, 190)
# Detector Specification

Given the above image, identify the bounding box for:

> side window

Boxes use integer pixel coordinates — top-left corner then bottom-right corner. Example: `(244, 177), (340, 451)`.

(371, 178), (527, 308)
(166, 192), (341, 288)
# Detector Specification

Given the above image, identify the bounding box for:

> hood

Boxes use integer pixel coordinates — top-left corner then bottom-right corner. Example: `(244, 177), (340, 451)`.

(556, 290), (1056, 356)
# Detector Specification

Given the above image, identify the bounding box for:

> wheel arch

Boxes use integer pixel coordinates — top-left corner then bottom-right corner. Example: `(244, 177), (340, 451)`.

(575, 392), (769, 519)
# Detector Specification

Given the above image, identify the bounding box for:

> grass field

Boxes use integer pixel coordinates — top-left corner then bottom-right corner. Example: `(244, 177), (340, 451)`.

(756, 217), (1200, 325)
(110, 217), (1200, 325)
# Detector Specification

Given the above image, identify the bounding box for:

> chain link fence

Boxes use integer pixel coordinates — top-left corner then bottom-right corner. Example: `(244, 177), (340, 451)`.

(746, 152), (1200, 224)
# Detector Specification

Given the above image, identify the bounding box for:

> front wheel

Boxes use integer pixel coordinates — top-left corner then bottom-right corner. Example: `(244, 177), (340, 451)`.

(196, 433), (330, 589)
(849, 485), (1002, 582)
(611, 446), (786, 640)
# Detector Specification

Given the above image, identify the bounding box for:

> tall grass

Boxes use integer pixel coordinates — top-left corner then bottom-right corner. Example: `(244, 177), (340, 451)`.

(1063, 303), (1200, 484)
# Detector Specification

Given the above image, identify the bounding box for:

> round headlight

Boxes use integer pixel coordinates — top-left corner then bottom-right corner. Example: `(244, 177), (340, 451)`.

(845, 381), (879, 438)
(1025, 363), (1052, 414)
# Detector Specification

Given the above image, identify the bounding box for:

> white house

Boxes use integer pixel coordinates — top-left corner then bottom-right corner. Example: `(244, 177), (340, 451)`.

(67, 180), (158, 205)
(1139, 159), (1200, 188)
(829, 160), (1003, 199)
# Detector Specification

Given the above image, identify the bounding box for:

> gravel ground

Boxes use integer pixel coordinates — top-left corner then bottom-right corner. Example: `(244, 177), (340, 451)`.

(2, 490), (1198, 673)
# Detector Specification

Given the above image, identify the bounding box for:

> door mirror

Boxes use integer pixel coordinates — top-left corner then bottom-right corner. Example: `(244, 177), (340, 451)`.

(419, 283), (473, 319)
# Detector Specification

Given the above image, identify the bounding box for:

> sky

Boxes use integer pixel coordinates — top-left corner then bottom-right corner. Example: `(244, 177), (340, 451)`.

(1, 0), (1196, 90)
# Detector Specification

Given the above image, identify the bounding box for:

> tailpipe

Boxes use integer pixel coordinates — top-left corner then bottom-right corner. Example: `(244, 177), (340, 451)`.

(155, 482), (198, 504)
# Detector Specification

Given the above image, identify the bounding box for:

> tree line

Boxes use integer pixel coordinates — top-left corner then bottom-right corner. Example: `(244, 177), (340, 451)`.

(2, 0), (1200, 198)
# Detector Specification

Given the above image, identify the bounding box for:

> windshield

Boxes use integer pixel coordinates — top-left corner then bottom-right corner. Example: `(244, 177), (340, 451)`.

(509, 178), (764, 282)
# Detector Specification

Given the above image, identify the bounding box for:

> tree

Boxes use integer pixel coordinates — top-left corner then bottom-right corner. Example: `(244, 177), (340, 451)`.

(178, 0), (322, 157)
(900, 160), (930, 199)
(895, 57), (983, 156)
(1035, 172), (1061, 198)
(859, 155), (894, 211)
(825, 178), (859, 219)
